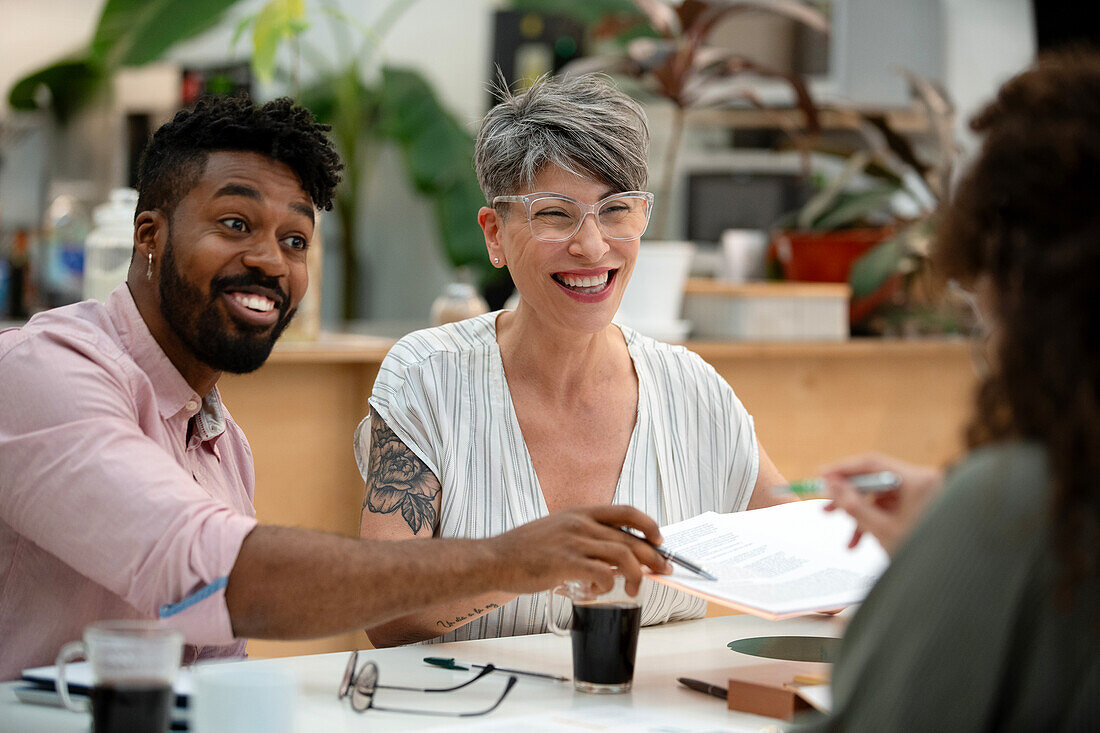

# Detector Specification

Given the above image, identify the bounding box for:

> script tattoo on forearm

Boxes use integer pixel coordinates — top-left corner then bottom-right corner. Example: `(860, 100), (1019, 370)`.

(363, 412), (441, 534)
(436, 602), (501, 630)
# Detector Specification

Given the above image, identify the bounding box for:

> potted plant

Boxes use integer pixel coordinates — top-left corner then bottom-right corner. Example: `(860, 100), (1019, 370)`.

(235, 0), (502, 320)
(513, 0), (828, 337)
(9, 0), (502, 322)
(769, 70), (967, 334)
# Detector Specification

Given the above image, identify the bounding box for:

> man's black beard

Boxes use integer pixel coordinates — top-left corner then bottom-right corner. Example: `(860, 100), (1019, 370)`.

(158, 233), (296, 374)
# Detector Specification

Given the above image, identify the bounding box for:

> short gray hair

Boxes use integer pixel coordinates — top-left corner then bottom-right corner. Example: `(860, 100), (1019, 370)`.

(475, 73), (650, 205)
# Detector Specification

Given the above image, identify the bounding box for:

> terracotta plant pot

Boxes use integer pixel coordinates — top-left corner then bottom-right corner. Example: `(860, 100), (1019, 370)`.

(769, 227), (895, 283)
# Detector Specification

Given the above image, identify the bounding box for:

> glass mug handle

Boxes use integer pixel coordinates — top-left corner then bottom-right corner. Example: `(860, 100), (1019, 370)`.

(55, 640), (90, 712)
(546, 585), (571, 637)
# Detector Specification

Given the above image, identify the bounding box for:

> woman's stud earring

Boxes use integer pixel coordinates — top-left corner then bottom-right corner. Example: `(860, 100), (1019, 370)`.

(493, 257), (501, 265)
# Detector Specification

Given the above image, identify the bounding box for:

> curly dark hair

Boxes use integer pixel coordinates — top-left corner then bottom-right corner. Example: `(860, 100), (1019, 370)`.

(934, 51), (1100, 596)
(136, 95), (343, 217)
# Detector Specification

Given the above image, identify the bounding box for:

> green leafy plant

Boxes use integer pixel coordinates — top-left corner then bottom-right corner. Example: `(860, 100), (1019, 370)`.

(777, 71), (965, 334)
(9, 0), (244, 123)
(10, 0), (498, 320)
(235, 0), (498, 318)
(543, 0), (830, 238)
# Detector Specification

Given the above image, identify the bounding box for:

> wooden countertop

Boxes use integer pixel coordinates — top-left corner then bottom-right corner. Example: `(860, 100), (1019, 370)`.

(266, 331), (973, 365)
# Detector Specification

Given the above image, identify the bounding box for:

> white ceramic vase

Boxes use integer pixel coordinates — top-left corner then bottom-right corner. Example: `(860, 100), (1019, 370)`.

(614, 241), (695, 342)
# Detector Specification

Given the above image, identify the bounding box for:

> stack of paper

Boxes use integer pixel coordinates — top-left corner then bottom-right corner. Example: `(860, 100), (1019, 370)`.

(651, 500), (889, 619)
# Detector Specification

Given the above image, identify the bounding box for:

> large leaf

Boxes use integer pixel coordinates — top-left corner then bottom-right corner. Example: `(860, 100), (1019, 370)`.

(377, 67), (440, 143)
(797, 150), (869, 229)
(7, 59), (107, 122)
(860, 113), (930, 181)
(249, 0), (309, 83)
(10, 0), (246, 122)
(630, 0), (682, 37)
(434, 177), (492, 271)
(718, 54), (820, 134)
(849, 231), (910, 298)
(900, 67), (956, 200)
(379, 68), (475, 189)
(689, 0), (830, 44)
(404, 116), (474, 193)
(812, 186), (896, 230)
(375, 66), (490, 279)
(302, 68), (377, 133)
(92, 0), (244, 68)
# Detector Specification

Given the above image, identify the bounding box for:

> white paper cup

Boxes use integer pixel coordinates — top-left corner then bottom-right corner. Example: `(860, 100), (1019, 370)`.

(720, 229), (768, 283)
(191, 664), (297, 733)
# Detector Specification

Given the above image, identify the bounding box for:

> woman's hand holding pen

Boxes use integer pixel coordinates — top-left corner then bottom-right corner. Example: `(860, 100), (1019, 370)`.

(821, 453), (944, 557)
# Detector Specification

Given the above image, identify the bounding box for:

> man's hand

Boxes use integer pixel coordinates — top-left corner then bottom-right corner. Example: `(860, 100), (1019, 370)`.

(488, 505), (671, 596)
(821, 453), (944, 557)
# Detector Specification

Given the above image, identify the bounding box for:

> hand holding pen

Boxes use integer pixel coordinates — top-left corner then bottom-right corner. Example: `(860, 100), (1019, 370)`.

(816, 453), (944, 556)
(620, 528), (718, 581)
(774, 471), (903, 499)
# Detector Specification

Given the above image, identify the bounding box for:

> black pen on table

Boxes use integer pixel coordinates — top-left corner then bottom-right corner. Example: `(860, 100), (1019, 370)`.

(677, 677), (727, 700)
(621, 528), (718, 581)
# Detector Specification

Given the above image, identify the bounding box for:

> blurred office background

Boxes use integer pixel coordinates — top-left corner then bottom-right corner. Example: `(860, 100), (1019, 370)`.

(0, 0), (1047, 330)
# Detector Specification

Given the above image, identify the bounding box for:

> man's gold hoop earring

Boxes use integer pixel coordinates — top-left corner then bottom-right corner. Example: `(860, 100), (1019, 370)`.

(146, 252), (154, 279)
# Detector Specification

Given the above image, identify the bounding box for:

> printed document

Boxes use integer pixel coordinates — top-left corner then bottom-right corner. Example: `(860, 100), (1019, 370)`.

(651, 500), (889, 619)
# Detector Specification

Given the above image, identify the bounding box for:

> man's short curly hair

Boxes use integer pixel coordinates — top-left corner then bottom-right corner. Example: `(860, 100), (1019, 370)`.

(136, 95), (343, 218)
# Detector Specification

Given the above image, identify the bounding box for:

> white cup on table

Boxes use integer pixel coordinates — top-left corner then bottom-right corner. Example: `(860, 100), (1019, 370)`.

(191, 664), (297, 733)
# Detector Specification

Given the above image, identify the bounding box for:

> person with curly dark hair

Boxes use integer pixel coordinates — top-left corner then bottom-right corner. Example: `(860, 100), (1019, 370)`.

(0, 95), (669, 680)
(800, 53), (1100, 730)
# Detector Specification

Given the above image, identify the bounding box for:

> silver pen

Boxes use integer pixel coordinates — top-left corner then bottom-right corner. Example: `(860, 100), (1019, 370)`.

(776, 470), (903, 498)
(621, 528), (718, 581)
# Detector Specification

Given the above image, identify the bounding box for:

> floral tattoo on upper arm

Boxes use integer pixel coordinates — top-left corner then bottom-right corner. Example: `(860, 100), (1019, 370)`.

(363, 412), (441, 534)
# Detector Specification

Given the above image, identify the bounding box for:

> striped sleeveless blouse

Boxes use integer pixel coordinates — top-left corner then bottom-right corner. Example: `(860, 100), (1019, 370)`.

(359, 312), (759, 641)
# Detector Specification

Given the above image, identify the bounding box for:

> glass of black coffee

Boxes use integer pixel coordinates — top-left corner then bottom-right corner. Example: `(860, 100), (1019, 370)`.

(55, 620), (183, 733)
(547, 575), (643, 693)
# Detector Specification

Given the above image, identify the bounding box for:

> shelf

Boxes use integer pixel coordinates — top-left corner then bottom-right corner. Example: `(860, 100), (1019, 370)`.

(265, 329), (971, 365)
(685, 104), (936, 135)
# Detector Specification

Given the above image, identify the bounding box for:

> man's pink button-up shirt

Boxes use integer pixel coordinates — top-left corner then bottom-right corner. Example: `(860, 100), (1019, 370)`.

(0, 285), (259, 680)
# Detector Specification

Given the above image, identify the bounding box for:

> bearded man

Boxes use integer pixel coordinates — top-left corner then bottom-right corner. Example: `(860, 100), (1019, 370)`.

(0, 96), (667, 680)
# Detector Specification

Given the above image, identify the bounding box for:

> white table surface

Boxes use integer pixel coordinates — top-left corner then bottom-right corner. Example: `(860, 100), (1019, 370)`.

(0, 613), (845, 732)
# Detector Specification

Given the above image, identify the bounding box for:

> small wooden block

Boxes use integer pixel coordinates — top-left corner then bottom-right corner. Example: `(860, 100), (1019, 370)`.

(726, 662), (830, 721)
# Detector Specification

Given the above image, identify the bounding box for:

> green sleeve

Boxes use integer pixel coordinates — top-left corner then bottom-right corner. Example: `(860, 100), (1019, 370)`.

(801, 443), (1049, 731)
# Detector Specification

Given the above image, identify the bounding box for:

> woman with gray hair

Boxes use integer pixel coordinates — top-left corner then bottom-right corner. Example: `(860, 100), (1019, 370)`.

(356, 73), (786, 646)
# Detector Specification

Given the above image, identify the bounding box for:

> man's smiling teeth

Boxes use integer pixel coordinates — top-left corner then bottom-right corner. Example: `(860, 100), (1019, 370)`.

(230, 292), (275, 312)
(554, 272), (610, 292)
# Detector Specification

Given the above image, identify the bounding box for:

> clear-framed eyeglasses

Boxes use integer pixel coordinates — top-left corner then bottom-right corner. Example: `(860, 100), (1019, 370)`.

(337, 650), (517, 717)
(492, 191), (655, 242)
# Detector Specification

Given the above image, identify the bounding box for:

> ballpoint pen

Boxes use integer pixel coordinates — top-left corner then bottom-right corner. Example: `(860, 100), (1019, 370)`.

(621, 529), (719, 581)
(677, 677), (727, 700)
(423, 657), (569, 682)
(775, 470), (903, 499)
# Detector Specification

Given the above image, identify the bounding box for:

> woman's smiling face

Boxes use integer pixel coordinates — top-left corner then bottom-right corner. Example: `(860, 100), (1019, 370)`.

(484, 164), (640, 335)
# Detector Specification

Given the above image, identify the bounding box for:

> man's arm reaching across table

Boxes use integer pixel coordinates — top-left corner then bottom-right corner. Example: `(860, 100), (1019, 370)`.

(228, 504), (669, 640)
(0, 332), (669, 655)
